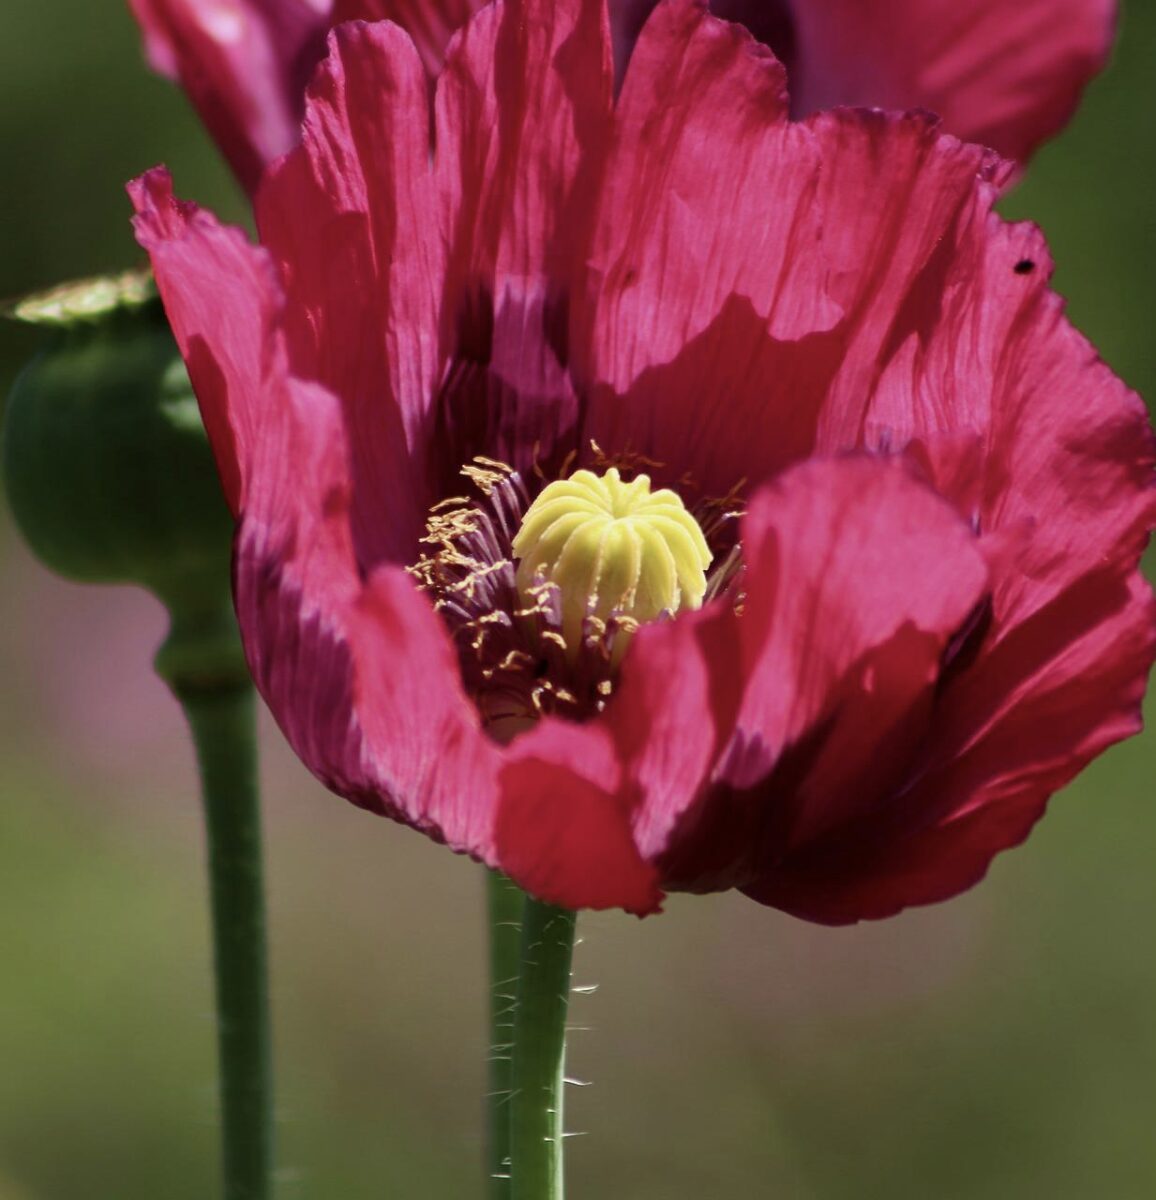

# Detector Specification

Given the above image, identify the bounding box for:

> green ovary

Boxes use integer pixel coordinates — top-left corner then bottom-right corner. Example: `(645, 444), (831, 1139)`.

(512, 467), (712, 656)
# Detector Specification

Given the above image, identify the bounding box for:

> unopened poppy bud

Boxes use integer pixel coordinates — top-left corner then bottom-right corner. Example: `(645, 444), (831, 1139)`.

(2, 271), (242, 691)
(512, 467), (711, 656)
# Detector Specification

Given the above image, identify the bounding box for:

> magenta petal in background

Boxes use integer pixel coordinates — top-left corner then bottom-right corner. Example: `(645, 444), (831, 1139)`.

(129, 0), (1116, 196)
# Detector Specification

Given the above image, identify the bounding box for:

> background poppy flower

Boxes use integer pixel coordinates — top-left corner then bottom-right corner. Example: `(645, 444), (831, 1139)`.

(617, 0), (1117, 164)
(131, 0), (1154, 923)
(128, 0), (1116, 195)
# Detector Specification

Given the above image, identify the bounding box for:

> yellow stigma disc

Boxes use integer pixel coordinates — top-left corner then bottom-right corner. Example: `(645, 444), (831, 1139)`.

(512, 467), (711, 655)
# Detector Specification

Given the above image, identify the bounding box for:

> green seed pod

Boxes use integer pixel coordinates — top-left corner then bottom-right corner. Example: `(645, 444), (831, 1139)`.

(2, 271), (244, 691)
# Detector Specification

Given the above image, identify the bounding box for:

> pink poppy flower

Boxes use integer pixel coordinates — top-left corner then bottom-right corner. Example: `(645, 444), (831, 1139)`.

(129, 0), (1115, 194)
(130, 0), (1155, 923)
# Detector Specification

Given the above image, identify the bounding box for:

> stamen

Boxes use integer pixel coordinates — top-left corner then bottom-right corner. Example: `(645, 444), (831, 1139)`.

(410, 458), (738, 730)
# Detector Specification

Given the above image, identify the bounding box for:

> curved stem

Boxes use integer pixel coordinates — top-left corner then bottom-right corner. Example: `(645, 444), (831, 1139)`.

(508, 899), (578, 1200)
(487, 871), (524, 1198)
(174, 669), (272, 1200)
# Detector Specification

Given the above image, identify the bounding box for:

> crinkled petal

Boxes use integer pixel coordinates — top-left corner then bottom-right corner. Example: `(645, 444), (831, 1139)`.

(255, 4), (619, 560)
(132, 167), (507, 857)
(744, 573), (1155, 924)
(736, 515), (1156, 925)
(497, 720), (662, 914)
(734, 456), (989, 835)
(613, 0), (1113, 165)
(578, 5), (1006, 502)
(431, 0), (613, 477)
(658, 456), (990, 892)
(127, 0), (333, 194)
(803, 108), (1008, 449)
(332, 0), (482, 75)
(784, 0), (1115, 165)
(759, 527), (1155, 925)
(127, 0), (488, 192)
(864, 216), (1156, 627)
(826, 197), (1156, 925)
(130, 0), (1113, 204)
(575, 0), (830, 498)
(233, 390), (506, 854)
(435, 0), (613, 297)
(128, 178), (532, 864)
(129, 167), (281, 513)
(257, 21), (445, 568)
(609, 602), (745, 863)
(341, 570), (504, 847)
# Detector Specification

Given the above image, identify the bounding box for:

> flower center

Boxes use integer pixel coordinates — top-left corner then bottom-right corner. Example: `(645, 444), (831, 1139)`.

(512, 468), (711, 658)
(410, 458), (736, 730)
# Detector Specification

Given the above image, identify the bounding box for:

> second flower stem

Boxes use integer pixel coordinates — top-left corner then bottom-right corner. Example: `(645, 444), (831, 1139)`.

(508, 898), (578, 1200)
(174, 669), (272, 1200)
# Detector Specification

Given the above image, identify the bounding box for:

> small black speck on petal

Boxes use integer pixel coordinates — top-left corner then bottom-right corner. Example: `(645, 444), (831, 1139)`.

(1014, 259), (1036, 275)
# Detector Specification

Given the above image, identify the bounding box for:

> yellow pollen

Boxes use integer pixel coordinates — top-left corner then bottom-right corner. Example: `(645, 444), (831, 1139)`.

(512, 467), (711, 656)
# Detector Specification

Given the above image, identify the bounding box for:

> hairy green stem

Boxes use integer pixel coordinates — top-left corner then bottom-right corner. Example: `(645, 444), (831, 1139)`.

(487, 871), (524, 1198)
(176, 673), (272, 1200)
(508, 899), (578, 1200)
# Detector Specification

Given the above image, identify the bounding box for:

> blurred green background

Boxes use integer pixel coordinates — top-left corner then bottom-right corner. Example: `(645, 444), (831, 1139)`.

(1, 2), (1154, 1198)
